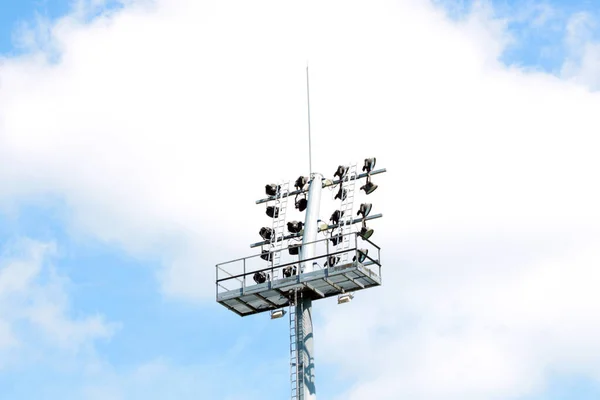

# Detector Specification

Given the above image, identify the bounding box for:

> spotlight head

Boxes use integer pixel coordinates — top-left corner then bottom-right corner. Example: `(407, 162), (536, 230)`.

(362, 157), (376, 173)
(260, 250), (274, 261)
(259, 227), (273, 241)
(295, 197), (308, 212)
(359, 226), (374, 240)
(360, 181), (378, 195)
(330, 210), (344, 224)
(295, 176), (308, 190)
(266, 206), (279, 218)
(334, 186), (347, 201)
(356, 203), (373, 218)
(283, 265), (297, 278)
(325, 255), (340, 267)
(265, 183), (280, 196)
(271, 309), (286, 319)
(338, 293), (354, 304)
(288, 244), (300, 255)
(353, 249), (369, 263)
(253, 271), (267, 284)
(334, 165), (349, 180)
(329, 234), (342, 246)
(287, 221), (304, 234)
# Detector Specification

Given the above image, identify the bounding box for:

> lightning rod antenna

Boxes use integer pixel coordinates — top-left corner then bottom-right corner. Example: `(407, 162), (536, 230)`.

(306, 63), (312, 177)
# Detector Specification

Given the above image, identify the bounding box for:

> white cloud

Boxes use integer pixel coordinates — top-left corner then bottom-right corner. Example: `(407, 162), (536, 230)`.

(0, 238), (116, 367)
(1, 0), (600, 397)
(561, 12), (600, 90)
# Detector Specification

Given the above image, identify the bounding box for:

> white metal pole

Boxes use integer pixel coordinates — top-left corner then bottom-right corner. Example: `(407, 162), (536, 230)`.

(298, 173), (322, 400)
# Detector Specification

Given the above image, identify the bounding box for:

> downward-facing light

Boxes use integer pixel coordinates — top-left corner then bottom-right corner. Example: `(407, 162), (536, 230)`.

(271, 309), (286, 319)
(266, 206), (279, 218)
(335, 186), (347, 201)
(260, 250), (273, 261)
(338, 293), (354, 304)
(360, 180), (378, 195)
(288, 244), (300, 255)
(359, 226), (374, 240)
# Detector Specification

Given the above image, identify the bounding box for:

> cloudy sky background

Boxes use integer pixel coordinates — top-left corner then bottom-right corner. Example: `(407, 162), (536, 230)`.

(1, 0), (600, 398)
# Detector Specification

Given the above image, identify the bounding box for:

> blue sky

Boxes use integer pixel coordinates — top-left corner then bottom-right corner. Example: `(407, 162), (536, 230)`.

(2, 0), (600, 399)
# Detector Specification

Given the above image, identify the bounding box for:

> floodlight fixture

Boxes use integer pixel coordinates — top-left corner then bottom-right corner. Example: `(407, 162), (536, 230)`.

(259, 227), (273, 241)
(362, 157), (376, 173)
(357, 203), (373, 219)
(360, 179), (378, 195)
(283, 265), (297, 277)
(334, 165), (349, 180)
(329, 234), (342, 246)
(260, 250), (274, 261)
(295, 195), (308, 212)
(353, 249), (369, 263)
(295, 176), (308, 190)
(265, 184), (280, 196)
(266, 206), (279, 218)
(271, 309), (285, 319)
(325, 255), (340, 267)
(253, 271), (267, 284)
(271, 309), (286, 319)
(335, 186), (347, 201)
(288, 244), (300, 255)
(330, 210), (344, 225)
(287, 221), (303, 234)
(359, 225), (374, 241)
(338, 293), (354, 304)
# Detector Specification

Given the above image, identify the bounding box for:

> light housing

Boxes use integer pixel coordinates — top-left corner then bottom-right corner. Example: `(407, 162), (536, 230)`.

(253, 271), (267, 284)
(287, 221), (304, 234)
(356, 203), (372, 219)
(330, 210), (344, 225)
(325, 255), (340, 267)
(362, 157), (376, 173)
(334, 165), (349, 180)
(329, 234), (342, 246)
(360, 180), (378, 195)
(283, 265), (297, 277)
(295, 176), (308, 190)
(359, 226), (374, 240)
(338, 293), (354, 304)
(288, 244), (300, 255)
(265, 184), (280, 196)
(295, 196), (308, 212)
(266, 206), (279, 218)
(353, 249), (369, 263)
(271, 309), (286, 319)
(260, 250), (273, 261)
(335, 186), (347, 201)
(259, 227), (273, 241)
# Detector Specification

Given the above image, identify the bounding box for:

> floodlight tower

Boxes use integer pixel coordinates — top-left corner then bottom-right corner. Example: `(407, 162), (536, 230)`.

(215, 158), (386, 399)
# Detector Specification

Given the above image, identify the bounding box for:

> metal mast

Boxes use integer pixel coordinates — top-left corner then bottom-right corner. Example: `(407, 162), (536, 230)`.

(215, 70), (386, 400)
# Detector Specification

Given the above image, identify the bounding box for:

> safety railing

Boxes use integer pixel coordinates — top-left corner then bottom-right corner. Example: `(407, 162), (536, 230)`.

(216, 231), (381, 298)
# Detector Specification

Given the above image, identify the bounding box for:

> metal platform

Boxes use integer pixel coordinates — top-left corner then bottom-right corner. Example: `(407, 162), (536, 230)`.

(216, 233), (382, 317)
